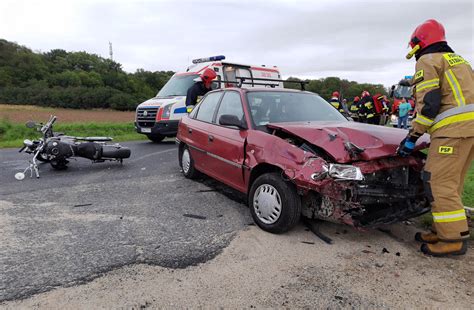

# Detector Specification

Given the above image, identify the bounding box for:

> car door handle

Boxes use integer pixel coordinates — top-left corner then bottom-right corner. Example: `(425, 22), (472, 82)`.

(188, 128), (192, 134)
(208, 135), (214, 142)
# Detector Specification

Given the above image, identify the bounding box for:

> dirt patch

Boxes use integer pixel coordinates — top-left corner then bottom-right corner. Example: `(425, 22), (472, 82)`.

(0, 104), (134, 123)
(2, 223), (472, 309)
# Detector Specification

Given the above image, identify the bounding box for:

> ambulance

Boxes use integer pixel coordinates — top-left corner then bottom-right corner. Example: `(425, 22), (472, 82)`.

(134, 55), (283, 142)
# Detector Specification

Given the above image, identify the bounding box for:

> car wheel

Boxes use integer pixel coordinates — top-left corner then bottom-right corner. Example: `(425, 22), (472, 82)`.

(36, 152), (50, 162)
(249, 172), (301, 233)
(147, 134), (165, 143)
(50, 159), (68, 170)
(179, 145), (200, 179)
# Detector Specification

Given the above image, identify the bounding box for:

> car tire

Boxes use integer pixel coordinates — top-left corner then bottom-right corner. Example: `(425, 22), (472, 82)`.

(147, 134), (165, 143)
(249, 172), (301, 234)
(179, 145), (200, 179)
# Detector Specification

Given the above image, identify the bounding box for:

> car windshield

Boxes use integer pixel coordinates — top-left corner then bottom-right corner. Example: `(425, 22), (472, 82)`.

(393, 85), (413, 99)
(247, 91), (347, 126)
(156, 74), (199, 97)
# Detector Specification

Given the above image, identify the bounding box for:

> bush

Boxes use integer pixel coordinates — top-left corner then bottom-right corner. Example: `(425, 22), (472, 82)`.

(108, 92), (137, 111)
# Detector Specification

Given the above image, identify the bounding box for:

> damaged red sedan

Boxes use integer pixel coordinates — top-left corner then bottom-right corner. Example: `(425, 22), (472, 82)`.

(177, 88), (430, 233)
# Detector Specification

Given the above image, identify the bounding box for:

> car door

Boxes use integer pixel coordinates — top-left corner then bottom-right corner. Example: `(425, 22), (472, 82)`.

(184, 91), (223, 174)
(205, 91), (248, 192)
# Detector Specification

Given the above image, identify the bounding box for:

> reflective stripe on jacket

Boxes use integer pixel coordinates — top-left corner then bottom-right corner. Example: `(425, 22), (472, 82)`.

(410, 52), (474, 138)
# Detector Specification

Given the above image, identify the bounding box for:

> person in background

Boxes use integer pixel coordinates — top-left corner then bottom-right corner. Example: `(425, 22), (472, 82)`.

(185, 68), (217, 112)
(397, 97), (412, 129)
(359, 91), (377, 124)
(350, 96), (361, 121)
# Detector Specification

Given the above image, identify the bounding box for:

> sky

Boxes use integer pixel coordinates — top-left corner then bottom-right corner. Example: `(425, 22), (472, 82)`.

(1, 0), (473, 87)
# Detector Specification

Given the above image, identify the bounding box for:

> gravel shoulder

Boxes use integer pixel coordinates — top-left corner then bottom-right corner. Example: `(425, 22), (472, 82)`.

(2, 221), (473, 309)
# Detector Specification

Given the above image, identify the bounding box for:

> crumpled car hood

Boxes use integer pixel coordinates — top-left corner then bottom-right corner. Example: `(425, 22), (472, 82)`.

(267, 121), (430, 163)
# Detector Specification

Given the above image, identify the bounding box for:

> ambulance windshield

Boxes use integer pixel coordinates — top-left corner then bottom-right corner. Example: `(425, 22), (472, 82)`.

(157, 74), (199, 97)
(247, 91), (347, 126)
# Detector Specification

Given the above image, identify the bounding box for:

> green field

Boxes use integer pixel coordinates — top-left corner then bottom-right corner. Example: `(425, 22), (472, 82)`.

(0, 119), (146, 148)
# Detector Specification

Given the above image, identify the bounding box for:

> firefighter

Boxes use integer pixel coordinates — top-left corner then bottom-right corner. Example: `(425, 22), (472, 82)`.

(359, 91), (377, 124)
(330, 92), (350, 116)
(397, 19), (474, 256)
(350, 96), (361, 121)
(185, 68), (217, 112)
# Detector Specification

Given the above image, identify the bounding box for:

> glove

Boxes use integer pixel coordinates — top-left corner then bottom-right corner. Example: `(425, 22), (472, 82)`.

(186, 105), (195, 113)
(397, 136), (416, 157)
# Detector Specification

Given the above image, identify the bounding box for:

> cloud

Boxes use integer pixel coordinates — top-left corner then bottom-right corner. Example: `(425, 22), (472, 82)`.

(0, 0), (472, 86)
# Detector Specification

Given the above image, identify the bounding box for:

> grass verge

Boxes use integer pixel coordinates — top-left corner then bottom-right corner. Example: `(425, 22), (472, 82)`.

(0, 119), (147, 148)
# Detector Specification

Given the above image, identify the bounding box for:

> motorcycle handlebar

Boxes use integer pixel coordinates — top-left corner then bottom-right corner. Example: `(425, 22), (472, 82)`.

(41, 115), (57, 134)
(18, 146), (26, 153)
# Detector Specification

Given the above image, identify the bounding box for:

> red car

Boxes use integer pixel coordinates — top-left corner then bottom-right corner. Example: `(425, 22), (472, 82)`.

(177, 88), (430, 233)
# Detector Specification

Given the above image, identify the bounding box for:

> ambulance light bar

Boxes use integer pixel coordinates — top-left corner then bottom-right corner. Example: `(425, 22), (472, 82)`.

(404, 75), (413, 79)
(192, 55), (225, 64)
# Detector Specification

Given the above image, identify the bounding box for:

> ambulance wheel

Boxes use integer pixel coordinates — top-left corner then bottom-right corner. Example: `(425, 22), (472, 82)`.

(179, 145), (200, 179)
(147, 134), (165, 143)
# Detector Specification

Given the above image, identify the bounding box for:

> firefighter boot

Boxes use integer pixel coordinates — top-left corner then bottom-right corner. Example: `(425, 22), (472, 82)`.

(414, 231), (438, 244)
(421, 241), (467, 257)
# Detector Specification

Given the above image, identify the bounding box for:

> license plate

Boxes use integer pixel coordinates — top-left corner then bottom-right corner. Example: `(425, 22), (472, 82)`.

(141, 128), (151, 133)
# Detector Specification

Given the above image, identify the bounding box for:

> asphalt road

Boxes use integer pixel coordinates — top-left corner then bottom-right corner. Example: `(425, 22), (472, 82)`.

(0, 140), (251, 302)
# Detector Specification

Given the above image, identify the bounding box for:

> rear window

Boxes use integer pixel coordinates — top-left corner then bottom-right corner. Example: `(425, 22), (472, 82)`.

(247, 91), (347, 126)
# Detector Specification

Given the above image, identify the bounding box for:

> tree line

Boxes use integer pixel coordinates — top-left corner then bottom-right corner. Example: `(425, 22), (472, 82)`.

(284, 77), (387, 101)
(0, 39), (387, 111)
(0, 39), (173, 111)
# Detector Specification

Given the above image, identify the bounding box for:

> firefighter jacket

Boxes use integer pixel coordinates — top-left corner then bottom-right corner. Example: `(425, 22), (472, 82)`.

(350, 100), (360, 113)
(359, 96), (376, 119)
(185, 82), (211, 107)
(330, 97), (350, 115)
(330, 97), (343, 112)
(409, 43), (474, 139)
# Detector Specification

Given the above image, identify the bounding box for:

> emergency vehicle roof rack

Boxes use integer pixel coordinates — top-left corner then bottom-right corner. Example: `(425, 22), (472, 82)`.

(232, 77), (309, 90)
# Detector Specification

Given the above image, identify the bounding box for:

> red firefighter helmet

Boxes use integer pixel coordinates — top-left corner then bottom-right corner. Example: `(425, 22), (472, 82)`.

(361, 90), (370, 97)
(199, 68), (217, 88)
(406, 19), (446, 59)
(332, 91), (339, 98)
(354, 96), (360, 102)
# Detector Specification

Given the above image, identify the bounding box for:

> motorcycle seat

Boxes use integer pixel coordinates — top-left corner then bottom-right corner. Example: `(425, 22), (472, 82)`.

(76, 137), (113, 142)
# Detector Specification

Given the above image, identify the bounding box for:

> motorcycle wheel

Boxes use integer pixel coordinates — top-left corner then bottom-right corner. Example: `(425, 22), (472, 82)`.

(36, 152), (50, 162)
(50, 159), (68, 170)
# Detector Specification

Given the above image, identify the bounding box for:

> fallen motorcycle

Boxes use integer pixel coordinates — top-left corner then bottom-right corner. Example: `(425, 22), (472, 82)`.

(15, 115), (131, 180)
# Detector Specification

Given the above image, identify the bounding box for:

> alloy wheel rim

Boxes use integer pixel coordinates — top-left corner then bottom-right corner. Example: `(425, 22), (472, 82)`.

(182, 149), (191, 174)
(253, 184), (282, 224)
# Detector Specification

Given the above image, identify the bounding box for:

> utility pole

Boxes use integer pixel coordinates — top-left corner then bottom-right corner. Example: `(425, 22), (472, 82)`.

(109, 42), (113, 61)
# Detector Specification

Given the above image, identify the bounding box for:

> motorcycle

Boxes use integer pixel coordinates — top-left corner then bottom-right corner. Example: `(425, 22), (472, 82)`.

(15, 115), (131, 180)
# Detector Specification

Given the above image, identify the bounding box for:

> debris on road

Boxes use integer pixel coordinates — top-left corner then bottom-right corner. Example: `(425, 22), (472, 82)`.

(183, 214), (207, 220)
(73, 203), (93, 208)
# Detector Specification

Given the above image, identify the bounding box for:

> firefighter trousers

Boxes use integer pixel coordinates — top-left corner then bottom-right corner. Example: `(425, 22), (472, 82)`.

(424, 136), (474, 241)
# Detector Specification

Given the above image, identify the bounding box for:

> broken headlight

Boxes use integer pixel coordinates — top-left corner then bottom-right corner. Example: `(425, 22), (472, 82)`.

(328, 164), (364, 181)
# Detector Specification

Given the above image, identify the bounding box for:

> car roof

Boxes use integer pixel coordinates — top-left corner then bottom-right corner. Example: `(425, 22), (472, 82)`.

(209, 87), (315, 95)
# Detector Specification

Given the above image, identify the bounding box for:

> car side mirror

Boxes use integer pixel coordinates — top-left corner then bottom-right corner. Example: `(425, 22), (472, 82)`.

(25, 121), (36, 128)
(219, 114), (247, 130)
